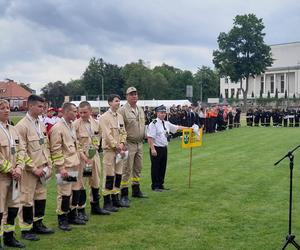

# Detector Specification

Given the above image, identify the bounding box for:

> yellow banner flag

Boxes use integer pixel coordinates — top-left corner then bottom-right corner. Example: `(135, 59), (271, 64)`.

(181, 128), (203, 148)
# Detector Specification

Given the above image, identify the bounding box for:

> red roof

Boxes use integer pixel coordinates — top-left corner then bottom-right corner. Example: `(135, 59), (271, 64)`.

(0, 81), (32, 99)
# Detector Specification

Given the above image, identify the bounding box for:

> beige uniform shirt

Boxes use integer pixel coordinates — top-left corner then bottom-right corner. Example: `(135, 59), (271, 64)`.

(73, 117), (101, 157)
(118, 103), (145, 143)
(16, 114), (52, 172)
(100, 109), (127, 150)
(49, 118), (80, 169)
(0, 121), (25, 175)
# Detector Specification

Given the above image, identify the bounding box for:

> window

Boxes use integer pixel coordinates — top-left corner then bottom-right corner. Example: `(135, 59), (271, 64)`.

(225, 78), (228, 84)
(270, 76), (274, 94)
(225, 89), (228, 98)
(280, 75), (284, 93)
(231, 88), (235, 98)
(260, 76), (264, 93)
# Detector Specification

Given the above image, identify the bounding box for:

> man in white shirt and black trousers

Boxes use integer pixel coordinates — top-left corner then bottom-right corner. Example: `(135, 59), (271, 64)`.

(147, 105), (188, 192)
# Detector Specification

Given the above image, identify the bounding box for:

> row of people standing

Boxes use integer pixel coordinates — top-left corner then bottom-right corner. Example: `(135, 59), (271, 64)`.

(246, 108), (300, 127)
(0, 89), (150, 249)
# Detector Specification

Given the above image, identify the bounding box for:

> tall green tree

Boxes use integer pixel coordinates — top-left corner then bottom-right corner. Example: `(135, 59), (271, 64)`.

(122, 60), (154, 99)
(66, 79), (85, 97)
(213, 13), (273, 110)
(41, 81), (67, 108)
(82, 57), (105, 98)
(194, 66), (219, 102)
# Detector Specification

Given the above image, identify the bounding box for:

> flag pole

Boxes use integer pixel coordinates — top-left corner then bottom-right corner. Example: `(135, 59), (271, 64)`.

(189, 147), (192, 188)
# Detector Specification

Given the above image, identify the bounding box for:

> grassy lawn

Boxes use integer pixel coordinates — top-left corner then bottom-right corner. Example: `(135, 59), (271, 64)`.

(13, 126), (300, 250)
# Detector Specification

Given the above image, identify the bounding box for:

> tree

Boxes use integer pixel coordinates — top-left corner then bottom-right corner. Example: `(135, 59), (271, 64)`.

(275, 88), (278, 99)
(66, 79), (85, 98)
(194, 66), (219, 102)
(41, 81), (67, 108)
(213, 14), (273, 110)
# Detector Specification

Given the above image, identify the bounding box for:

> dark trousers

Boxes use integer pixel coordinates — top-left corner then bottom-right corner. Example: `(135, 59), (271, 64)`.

(150, 146), (168, 190)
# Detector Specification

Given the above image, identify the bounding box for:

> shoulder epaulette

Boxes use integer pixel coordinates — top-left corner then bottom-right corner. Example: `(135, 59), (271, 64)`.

(153, 119), (157, 124)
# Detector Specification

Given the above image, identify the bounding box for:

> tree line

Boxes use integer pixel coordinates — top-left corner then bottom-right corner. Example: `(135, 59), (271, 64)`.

(42, 13), (273, 111)
(41, 58), (220, 108)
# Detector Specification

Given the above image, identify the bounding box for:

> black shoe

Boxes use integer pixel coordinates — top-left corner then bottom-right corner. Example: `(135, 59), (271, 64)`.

(58, 214), (72, 231)
(4, 232), (25, 248)
(68, 210), (86, 225)
(77, 208), (89, 221)
(120, 196), (130, 208)
(33, 220), (54, 234)
(90, 202), (111, 215)
(21, 231), (40, 241)
(132, 184), (148, 198)
(153, 188), (163, 192)
(160, 186), (170, 190)
(111, 194), (124, 208)
(103, 196), (119, 212)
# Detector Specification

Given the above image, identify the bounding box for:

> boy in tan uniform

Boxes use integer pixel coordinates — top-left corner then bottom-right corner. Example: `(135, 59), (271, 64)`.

(73, 101), (110, 220)
(16, 95), (54, 242)
(100, 94), (127, 212)
(49, 102), (85, 231)
(118, 87), (147, 207)
(0, 99), (25, 248)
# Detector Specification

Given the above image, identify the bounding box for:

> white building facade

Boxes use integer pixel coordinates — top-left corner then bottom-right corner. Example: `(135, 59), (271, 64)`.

(220, 42), (300, 99)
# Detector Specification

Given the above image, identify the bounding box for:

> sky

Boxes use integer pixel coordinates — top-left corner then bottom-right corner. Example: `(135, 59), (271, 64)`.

(1, 0), (300, 92)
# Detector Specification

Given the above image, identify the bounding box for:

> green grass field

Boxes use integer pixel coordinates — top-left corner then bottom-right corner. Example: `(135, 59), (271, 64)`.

(13, 126), (300, 250)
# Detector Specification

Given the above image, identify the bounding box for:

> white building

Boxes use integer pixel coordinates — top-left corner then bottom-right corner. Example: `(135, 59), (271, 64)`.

(220, 41), (300, 99)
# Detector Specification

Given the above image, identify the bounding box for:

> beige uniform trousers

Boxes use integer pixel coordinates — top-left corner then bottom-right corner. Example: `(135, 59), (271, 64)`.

(56, 166), (79, 214)
(0, 175), (20, 233)
(121, 142), (143, 188)
(72, 154), (100, 190)
(19, 168), (47, 230)
(102, 150), (122, 196)
(0, 175), (20, 212)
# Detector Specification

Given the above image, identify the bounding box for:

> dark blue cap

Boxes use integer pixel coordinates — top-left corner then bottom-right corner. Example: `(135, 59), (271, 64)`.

(156, 105), (167, 112)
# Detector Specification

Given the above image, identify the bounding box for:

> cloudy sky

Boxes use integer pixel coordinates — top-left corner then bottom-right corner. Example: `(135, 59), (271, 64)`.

(1, 0), (300, 92)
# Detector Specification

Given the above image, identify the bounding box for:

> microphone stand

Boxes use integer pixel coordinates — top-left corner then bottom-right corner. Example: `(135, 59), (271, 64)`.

(274, 145), (300, 250)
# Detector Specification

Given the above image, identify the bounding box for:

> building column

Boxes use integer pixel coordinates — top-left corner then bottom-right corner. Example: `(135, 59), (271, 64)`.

(264, 74), (266, 95)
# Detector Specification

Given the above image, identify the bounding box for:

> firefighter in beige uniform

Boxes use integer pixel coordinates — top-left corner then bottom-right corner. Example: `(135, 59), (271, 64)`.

(118, 87), (147, 208)
(49, 102), (85, 231)
(100, 94), (127, 212)
(15, 95), (54, 242)
(0, 99), (25, 248)
(73, 101), (110, 220)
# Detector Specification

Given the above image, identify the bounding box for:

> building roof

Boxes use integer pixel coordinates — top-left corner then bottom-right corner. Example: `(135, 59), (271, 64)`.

(0, 80), (32, 99)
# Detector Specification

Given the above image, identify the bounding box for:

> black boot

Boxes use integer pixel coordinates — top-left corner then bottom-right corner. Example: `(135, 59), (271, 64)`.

(32, 200), (54, 234)
(91, 188), (110, 215)
(32, 220), (54, 234)
(103, 195), (118, 212)
(68, 209), (86, 225)
(111, 194), (123, 208)
(4, 232), (25, 248)
(120, 187), (130, 208)
(132, 184), (148, 198)
(77, 208), (89, 221)
(58, 214), (71, 231)
(90, 202), (111, 215)
(21, 206), (39, 241)
(21, 230), (39, 241)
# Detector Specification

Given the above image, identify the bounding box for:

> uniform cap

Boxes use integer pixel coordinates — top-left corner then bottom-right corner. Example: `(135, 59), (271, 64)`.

(126, 86), (137, 94)
(156, 105), (167, 112)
